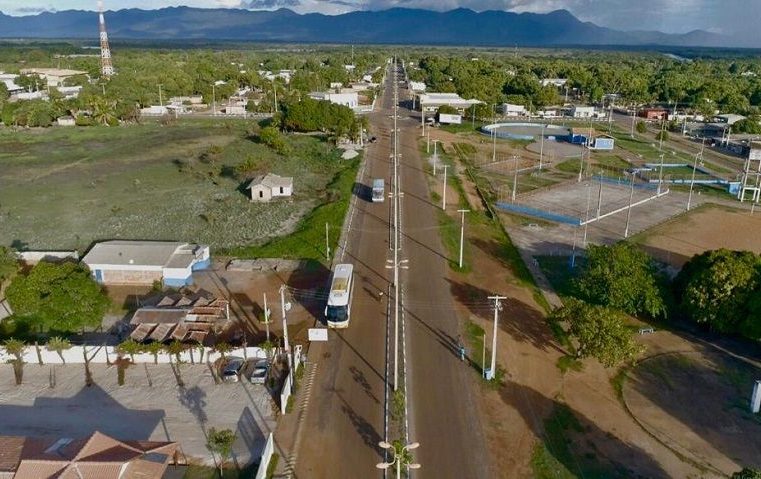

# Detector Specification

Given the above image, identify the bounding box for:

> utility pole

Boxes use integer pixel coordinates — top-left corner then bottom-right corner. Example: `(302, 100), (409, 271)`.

(158, 84), (163, 107)
(212, 82), (216, 116)
(273, 82), (278, 113)
(280, 285), (293, 391)
(262, 292), (270, 342)
(539, 124), (545, 170)
(583, 182), (592, 244)
(657, 153), (665, 195)
(432, 140), (439, 175)
(457, 209), (470, 269)
(577, 148), (585, 183)
(492, 120), (497, 162)
(442, 164), (449, 210)
(426, 128), (430, 153)
(595, 174), (603, 219)
(687, 138), (704, 211)
(325, 222), (330, 260)
(512, 155), (519, 202)
(658, 117), (666, 151)
(624, 173), (636, 238)
(487, 295), (507, 381)
(630, 105), (637, 138)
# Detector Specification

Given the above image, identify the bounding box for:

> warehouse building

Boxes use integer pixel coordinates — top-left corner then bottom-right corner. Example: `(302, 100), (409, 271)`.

(82, 240), (210, 287)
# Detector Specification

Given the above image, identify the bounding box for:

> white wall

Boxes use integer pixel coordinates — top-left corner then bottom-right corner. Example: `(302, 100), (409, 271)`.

(0, 345), (266, 365)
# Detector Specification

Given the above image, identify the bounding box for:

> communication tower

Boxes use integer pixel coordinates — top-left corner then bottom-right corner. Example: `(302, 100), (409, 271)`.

(98, 0), (114, 77)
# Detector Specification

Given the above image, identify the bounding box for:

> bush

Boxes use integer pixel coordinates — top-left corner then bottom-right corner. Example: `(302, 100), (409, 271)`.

(636, 120), (647, 134)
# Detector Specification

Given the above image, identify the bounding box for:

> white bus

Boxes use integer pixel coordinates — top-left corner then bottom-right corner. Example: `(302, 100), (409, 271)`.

(325, 263), (354, 328)
(371, 179), (385, 203)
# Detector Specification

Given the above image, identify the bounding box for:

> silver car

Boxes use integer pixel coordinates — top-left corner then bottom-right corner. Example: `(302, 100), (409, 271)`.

(221, 356), (245, 383)
(246, 359), (270, 384)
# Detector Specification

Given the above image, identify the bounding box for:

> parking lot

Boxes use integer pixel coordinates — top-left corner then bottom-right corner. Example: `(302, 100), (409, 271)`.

(0, 362), (277, 467)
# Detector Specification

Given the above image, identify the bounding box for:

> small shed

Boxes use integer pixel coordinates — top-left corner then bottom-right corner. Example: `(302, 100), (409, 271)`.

(56, 116), (76, 127)
(247, 173), (294, 202)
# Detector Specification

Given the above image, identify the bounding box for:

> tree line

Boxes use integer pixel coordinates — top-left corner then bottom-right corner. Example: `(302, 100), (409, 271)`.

(550, 243), (761, 367)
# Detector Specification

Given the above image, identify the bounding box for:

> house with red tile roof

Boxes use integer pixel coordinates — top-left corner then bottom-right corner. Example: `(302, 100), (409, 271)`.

(0, 431), (179, 479)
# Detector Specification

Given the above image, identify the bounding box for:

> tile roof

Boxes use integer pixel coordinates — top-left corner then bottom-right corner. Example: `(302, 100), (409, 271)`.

(247, 173), (293, 190)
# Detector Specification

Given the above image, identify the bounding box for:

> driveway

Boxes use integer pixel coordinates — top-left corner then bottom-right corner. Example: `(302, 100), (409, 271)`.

(0, 363), (277, 467)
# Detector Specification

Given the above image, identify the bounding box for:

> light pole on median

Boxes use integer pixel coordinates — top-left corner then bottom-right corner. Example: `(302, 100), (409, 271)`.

(687, 138), (704, 211)
(377, 441), (420, 479)
(457, 209), (470, 269)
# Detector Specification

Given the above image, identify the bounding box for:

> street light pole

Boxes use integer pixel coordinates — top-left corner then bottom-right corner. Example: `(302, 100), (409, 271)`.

(512, 155), (519, 202)
(279, 285), (293, 391)
(487, 295), (507, 380)
(457, 209), (470, 269)
(377, 441), (421, 479)
(442, 164), (449, 210)
(539, 124), (545, 170)
(263, 292), (270, 342)
(325, 222), (330, 260)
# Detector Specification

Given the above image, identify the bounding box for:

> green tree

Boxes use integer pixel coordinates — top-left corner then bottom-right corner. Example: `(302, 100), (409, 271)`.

(143, 342), (164, 364)
(635, 120), (647, 134)
(733, 468), (761, 479)
(656, 130), (670, 141)
(576, 243), (666, 318)
(676, 249), (761, 337)
(214, 341), (232, 359)
(167, 340), (186, 363)
(550, 299), (642, 367)
(117, 338), (143, 362)
(206, 427), (236, 477)
(5, 262), (110, 333)
(734, 117), (761, 134)
(46, 337), (72, 364)
(0, 246), (18, 287)
(259, 126), (289, 154)
(3, 338), (26, 362)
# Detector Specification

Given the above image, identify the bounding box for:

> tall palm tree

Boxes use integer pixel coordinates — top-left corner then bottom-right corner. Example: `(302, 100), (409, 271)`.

(46, 337), (72, 364)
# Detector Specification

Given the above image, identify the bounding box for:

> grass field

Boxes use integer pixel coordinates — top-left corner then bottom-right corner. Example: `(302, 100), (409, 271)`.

(0, 120), (352, 256)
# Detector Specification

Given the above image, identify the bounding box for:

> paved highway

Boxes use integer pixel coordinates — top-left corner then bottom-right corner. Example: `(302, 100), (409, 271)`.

(295, 60), (490, 478)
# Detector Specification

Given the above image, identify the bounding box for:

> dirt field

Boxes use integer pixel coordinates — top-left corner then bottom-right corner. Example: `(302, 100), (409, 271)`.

(636, 204), (761, 268)
(0, 120), (347, 251)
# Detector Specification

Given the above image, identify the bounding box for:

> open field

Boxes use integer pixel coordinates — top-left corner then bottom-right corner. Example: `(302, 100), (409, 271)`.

(634, 204), (761, 268)
(0, 120), (352, 255)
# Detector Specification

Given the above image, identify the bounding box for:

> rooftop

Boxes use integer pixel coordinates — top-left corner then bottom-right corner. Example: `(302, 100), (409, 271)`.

(19, 68), (87, 77)
(82, 241), (205, 269)
(247, 173), (293, 190)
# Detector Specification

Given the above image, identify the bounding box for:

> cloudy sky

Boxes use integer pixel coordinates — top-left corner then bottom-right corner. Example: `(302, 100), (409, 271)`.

(1, 0), (758, 37)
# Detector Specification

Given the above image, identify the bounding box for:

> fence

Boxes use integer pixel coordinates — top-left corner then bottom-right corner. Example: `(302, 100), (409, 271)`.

(0, 345), (266, 365)
(495, 202), (581, 225)
(280, 374), (292, 414)
(255, 432), (275, 479)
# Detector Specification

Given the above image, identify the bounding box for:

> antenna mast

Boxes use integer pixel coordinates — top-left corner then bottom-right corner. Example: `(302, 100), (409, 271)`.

(98, 0), (114, 78)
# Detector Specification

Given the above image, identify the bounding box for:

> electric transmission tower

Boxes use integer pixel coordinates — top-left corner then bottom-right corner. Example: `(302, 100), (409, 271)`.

(98, 0), (114, 78)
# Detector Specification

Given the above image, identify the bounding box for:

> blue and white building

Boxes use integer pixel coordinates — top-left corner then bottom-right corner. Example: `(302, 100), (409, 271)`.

(82, 240), (210, 287)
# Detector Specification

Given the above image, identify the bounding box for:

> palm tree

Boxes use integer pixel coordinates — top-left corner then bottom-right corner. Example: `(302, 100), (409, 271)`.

(90, 96), (117, 126)
(166, 340), (186, 364)
(143, 342), (163, 365)
(116, 338), (143, 362)
(46, 337), (72, 364)
(3, 339), (26, 362)
(214, 341), (231, 359)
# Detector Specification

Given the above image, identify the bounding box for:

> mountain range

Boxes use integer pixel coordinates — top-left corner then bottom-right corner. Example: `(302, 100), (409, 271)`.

(0, 7), (734, 48)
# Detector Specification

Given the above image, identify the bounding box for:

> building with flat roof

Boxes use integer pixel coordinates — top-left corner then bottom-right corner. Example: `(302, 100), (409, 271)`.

(81, 240), (210, 287)
(308, 91), (359, 109)
(19, 68), (88, 87)
(418, 93), (481, 113)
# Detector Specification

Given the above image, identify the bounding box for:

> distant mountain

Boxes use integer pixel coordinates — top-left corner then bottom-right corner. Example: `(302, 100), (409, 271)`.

(0, 7), (731, 48)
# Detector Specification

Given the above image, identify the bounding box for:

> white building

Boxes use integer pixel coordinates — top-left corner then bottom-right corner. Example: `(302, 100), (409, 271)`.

(715, 114), (746, 126)
(418, 93), (481, 114)
(19, 68), (88, 87)
(56, 85), (82, 99)
(309, 91), (359, 109)
(56, 116), (76, 126)
(570, 106), (596, 118)
(409, 81), (426, 93)
(0, 73), (23, 94)
(82, 240), (211, 287)
(140, 105), (169, 116)
(223, 105), (247, 116)
(330, 82), (343, 89)
(247, 174), (294, 202)
(501, 103), (528, 117)
(14, 91), (47, 101)
(541, 78), (568, 88)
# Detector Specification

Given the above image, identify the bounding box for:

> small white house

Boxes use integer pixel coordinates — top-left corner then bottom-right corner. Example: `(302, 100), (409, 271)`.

(247, 173), (294, 202)
(309, 91), (359, 109)
(570, 106), (596, 118)
(501, 103), (527, 117)
(57, 116), (76, 127)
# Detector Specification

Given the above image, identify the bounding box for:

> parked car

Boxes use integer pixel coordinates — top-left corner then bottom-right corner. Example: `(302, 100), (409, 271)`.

(221, 356), (245, 383)
(246, 358), (270, 384)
